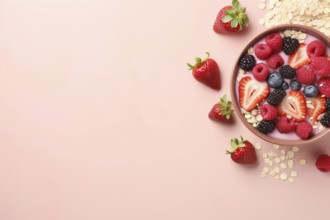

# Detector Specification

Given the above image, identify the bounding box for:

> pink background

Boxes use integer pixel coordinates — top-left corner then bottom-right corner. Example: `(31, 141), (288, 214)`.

(0, 0), (330, 219)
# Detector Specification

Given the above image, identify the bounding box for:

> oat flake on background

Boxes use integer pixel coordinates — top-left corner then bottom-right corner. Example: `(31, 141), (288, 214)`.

(258, 0), (330, 37)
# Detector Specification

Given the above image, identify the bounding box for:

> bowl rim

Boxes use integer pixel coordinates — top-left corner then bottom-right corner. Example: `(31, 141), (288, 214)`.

(230, 24), (330, 146)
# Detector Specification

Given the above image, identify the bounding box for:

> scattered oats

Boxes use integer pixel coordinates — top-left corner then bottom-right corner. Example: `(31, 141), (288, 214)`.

(239, 69), (245, 75)
(299, 159), (307, 165)
(248, 117), (257, 123)
(245, 114), (252, 119)
(280, 155), (285, 161)
(268, 160), (274, 166)
(255, 143), (262, 150)
(259, 18), (265, 26)
(273, 144), (280, 150)
(319, 125), (325, 131)
(263, 167), (269, 173)
(291, 171), (298, 177)
(256, 115), (263, 122)
(264, 158), (270, 164)
(248, 47), (254, 55)
(292, 146), (299, 152)
(251, 109), (258, 116)
(253, 123), (258, 127)
(287, 160), (294, 169)
(280, 173), (288, 180)
(258, 2), (266, 10)
(288, 177), (295, 183)
(274, 174), (280, 180)
(274, 157), (281, 163)
(280, 163), (287, 169)
(269, 170), (276, 176)
(261, 172), (268, 178)
(263, 153), (268, 159)
(258, 0), (330, 37)
(274, 167), (280, 173)
(287, 151), (295, 159)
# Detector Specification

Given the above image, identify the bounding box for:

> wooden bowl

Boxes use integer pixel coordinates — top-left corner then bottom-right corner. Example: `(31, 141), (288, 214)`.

(230, 24), (330, 146)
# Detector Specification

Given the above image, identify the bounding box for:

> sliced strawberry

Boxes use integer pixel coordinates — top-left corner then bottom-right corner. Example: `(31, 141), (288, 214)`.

(306, 95), (326, 124)
(239, 76), (270, 111)
(288, 43), (311, 69)
(277, 91), (306, 122)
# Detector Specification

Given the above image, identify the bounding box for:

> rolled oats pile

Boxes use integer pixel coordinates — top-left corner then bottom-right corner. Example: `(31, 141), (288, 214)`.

(258, 0), (330, 37)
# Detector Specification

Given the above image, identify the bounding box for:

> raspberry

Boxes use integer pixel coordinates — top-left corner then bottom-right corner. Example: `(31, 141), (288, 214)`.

(256, 120), (275, 134)
(296, 66), (316, 85)
(260, 104), (277, 120)
(315, 155), (330, 172)
(276, 116), (296, 133)
(282, 37), (299, 55)
(239, 55), (256, 71)
(317, 77), (330, 98)
(307, 40), (326, 58)
(265, 32), (282, 53)
(267, 54), (284, 69)
(309, 57), (330, 77)
(254, 44), (273, 60)
(295, 121), (313, 140)
(252, 63), (269, 81)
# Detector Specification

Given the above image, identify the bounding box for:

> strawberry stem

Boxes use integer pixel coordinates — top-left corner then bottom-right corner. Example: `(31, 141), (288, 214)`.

(187, 52), (210, 70)
(222, 0), (249, 30)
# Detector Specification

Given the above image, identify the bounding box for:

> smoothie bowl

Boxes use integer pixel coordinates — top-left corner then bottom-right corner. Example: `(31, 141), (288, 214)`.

(231, 25), (330, 145)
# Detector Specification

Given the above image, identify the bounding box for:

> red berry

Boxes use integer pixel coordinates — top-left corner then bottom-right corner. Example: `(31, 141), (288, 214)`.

(252, 63), (269, 81)
(260, 104), (277, 120)
(213, 1), (249, 34)
(318, 77), (330, 98)
(315, 154), (330, 172)
(310, 57), (330, 77)
(255, 44), (273, 60)
(208, 95), (234, 122)
(307, 40), (326, 58)
(276, 116), (296, 133)
(227, 137), (257, 165)
(296, 66), (316, 85)
(187, 53), (221, 90)
(295, 121), (313, 140)
(267, 54), (284, 69)
(265, 32), (283, 53)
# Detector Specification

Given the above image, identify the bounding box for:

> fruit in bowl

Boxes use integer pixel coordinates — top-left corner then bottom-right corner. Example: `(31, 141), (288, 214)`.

(231, 25), (330, 145)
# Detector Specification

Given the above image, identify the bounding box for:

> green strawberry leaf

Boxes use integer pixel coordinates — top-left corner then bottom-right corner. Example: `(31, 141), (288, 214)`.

(222, 15), (233, 23)
(231, 18), (239, 28)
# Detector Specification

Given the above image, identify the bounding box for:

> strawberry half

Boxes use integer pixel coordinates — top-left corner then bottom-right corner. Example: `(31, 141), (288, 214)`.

(239, 76), (270, 111)
(226, 136), (257, 165)
(208, 95), (234, 122)
(288, 43), (311, 69)
(306, 95), (326, 124)
(187, 52), (221, 90)
(277, 91), (306, 122)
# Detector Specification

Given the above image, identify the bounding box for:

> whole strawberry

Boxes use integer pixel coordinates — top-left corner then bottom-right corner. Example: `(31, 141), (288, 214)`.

(226, 137), (257, 164)
(208, 95), (234, 122)
(187, 52), (221, 90)
(213, 0), (249, 34)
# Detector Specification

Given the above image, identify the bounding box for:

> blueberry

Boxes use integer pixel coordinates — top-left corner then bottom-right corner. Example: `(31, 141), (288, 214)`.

(267, 71), (283, 88)
(290, 80), (302, 91)
(281, 81), (289, 90)
(303, 84), (319, 98)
